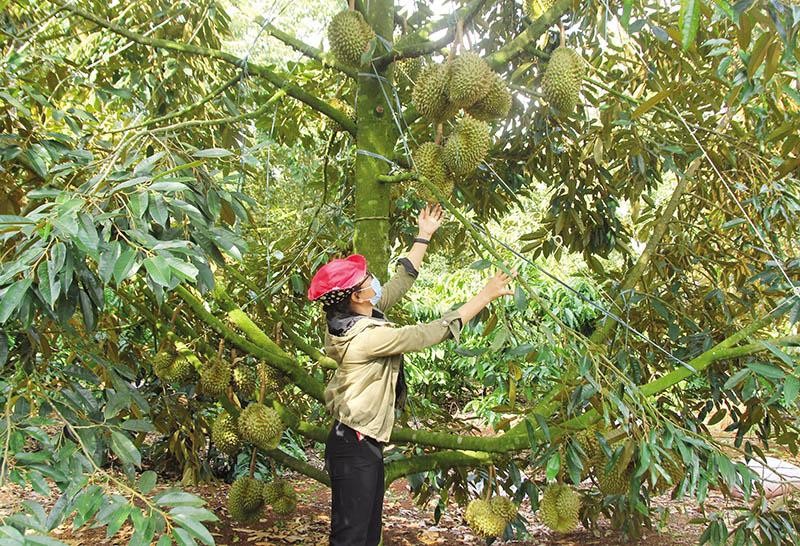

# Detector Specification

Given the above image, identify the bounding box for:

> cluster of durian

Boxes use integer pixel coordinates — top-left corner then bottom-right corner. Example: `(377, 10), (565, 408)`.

(523, 0), (556, 19)
(152, 349), (195, 383)
(542, 46), (585, 115)
(328, 10), (375, 67)
(263, 479), (298, 515)
(539, 483), (581, 533)
(393, 34), (424, 97)
(465, 496), (518, 538)
(410, 115), (492, 202)
(212, 403), (284, 454)
(412, 52), (511, 124)
(227, 476), (299, 522)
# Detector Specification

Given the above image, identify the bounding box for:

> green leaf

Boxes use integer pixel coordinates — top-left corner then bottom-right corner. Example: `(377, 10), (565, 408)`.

(621, 0), (633, 29)
(143, 256), (172, 287)
(513, 285), (528, 312)
(545, 451), (561, 482)
(23, 147), (48, 178)
(150, 182), (189, 193)
(109, 430), (142, 467)
(36, 261), (60, 309)
(192, 148), (232, 158)
(784, 375), (799, 406)
(746, 362), (785, 380)
(155, 491), (205, 507)
(121, 419), (155, 432)
(104, 504), (131, 539)
(759, 341), (796, 367)
(173, 515), (214, 546)
(723, 368), (750, 390)
(0, 278), (32, 323)
(168, 507), (218, 523)
(113, 247), (139, 285)
(171, 528), (196, 546)
(138, 471), (157, 494)
(679, 0), (700, 50)
(747, 32), (773, 80)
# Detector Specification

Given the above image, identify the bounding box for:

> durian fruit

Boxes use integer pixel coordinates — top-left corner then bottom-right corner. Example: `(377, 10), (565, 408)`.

(465, 499), (508, 538)
(412, 64), (459, 123)
(595, 454), (632, 496)
(467, 72), (512, 121)
(448, 52), (493, 109)
(539, 483), (581, 533)
(652, 452), (686, 494)
(329, 98), (356, 132)
(211, 412), (241, 456)
(523, 0), (556, 19)
(199, 358), (232, 397)
(152, 350), (174, 380)
(257, 362), (287, 394)
(232, 365), (258, 397)
(541, 46), (585, 115)
(489, 496), (518, 522)
(238, 403), (284, 451)
(328, 10), (375, 67)
(227, 476), (265, 522)
(393, 34), (424, 92)
(442, 115), (491, 176)
(263, 479), (298, 515)
(412, 142), (453, 202)
(153, 351), (195, 383)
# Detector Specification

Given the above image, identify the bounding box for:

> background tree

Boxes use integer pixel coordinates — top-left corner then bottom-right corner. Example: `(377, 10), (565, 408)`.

(1, 0), (799, 543)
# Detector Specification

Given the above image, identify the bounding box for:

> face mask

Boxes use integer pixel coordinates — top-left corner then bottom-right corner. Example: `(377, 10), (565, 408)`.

(368, 276), (382, 305)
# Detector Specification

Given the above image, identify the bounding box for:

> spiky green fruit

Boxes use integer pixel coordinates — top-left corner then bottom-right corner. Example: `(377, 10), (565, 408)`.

(489, 496), (518, 522)
(257, 362), (286, 394)
(443, 115), (491, 176)
(153, 351), (195, 383)
(539, 483), (580, 533)
(448, 52), (493, 108)
(542, 46), (584, 115)
(467, 72), (512, 121)
(465, 499), (507, 538)
(652, 453), (686, 494)
(263, 480), (298, 515)
(227, 476), (265, 522)
(232, 365), (258, 396)
(238, 403), (284, 451)
(328, 10), (375, 67)
(412, 142), (453, 202)
(412, 64), (459, 123)
(595, 455), (632, 496)
(211, 412), (241, 456)
(394, 34), (424, 92)
(199, 358), (232, 396)
(523, 0), (555, 19)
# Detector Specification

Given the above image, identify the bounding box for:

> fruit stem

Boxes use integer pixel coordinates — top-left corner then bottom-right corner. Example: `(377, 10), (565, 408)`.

(559, 22), (565, 47)
(249, 446), (258, 478)
(435, 123), (443, 144)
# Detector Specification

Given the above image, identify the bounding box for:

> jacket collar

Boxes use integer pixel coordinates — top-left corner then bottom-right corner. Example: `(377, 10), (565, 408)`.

(327, 307), (386, 336)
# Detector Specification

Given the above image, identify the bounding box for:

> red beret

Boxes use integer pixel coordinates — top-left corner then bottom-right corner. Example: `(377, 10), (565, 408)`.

(307, 254), (368, 302)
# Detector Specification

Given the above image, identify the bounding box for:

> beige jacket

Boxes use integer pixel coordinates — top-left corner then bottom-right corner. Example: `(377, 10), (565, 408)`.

(323, 260), (463, 443)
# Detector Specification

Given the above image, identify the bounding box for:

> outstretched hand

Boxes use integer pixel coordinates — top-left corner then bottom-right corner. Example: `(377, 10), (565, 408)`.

(417, 203), (444, 237)
(481, 269), (517, 301)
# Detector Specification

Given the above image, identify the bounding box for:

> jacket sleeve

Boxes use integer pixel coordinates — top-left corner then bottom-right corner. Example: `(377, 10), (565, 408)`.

(375, 257), (418, 313)
(357, 309), (464, 358)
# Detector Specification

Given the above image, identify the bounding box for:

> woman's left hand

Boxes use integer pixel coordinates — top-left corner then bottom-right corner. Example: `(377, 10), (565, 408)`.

(417, 204), (444, 237)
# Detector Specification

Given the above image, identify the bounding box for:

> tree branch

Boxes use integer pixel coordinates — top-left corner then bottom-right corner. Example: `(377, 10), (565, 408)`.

(174, 285), (326, 403)
(262, 22), (357, 78)
(50, 0), (357, 135)
(485, 0), (571, 70)
(374, 0), (488, 69)
(384, 449), (494, 487)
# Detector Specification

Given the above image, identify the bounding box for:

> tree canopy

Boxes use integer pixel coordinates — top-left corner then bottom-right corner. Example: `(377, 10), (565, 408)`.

(1, 0), (799, 543)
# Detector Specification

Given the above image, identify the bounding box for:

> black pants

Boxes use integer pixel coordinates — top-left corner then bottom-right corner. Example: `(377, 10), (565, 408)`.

(324, 420), (384, 546)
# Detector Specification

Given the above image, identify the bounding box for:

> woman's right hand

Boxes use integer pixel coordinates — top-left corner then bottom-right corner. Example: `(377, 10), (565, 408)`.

(480, 269), (516, 301)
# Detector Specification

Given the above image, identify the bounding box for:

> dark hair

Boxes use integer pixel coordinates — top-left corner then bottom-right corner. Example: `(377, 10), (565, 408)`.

(323, 293), (354, 320)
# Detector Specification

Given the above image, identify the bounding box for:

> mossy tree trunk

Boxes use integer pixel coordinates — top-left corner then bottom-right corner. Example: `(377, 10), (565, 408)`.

(352, 1), (399, 280)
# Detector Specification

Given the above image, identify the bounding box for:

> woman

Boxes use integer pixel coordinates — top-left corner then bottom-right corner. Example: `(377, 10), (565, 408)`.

(307, 204), (515, 546)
